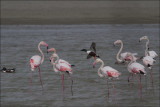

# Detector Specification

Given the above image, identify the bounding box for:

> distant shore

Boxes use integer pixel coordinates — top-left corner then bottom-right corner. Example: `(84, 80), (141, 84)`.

(1, 1), (159, 25)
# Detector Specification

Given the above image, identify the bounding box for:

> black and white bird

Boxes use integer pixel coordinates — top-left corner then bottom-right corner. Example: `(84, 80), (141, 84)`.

(1, 67), (15, 73)
(81, 42), (100, 59)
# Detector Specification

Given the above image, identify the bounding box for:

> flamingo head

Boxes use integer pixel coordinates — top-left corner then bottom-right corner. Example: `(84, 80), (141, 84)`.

(93, 58), (101, 68)
(113, 40), (122, 46)
(139, 36), (148, 42)
(47, 48), (56, 54)
(40, 41), (49, 49)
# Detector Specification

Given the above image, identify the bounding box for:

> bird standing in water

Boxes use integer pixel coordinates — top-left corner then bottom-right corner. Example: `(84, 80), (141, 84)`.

(29, 41), (48, 91)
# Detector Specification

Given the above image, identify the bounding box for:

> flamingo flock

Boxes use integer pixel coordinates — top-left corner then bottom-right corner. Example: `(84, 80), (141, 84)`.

(29, 36), (158, 103)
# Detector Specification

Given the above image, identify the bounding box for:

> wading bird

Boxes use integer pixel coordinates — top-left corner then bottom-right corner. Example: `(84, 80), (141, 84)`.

(48, 48), (74, 97)
(93, 58), (121, 104)
(114, 40), (138, 64)
(127, 53), (146, 99)
(29, 41), (48, 91)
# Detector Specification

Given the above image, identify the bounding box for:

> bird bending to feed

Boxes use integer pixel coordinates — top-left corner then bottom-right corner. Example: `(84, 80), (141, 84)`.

(81, 42), (100, 59)
(93, 58), (121, 104)
(127, 53), (146, 99)
(139, 36), (156, 87)
(29, 41), (48, 91)
(48, 48), (74, 97)
(1, 67), (15, 73)
(139, 36), (158, 59)
(114, 40), (138, 64)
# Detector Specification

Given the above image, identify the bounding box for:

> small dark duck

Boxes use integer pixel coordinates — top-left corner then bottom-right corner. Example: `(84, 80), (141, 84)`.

(1, 67), (15, 73)
(81, 42), (100, 59)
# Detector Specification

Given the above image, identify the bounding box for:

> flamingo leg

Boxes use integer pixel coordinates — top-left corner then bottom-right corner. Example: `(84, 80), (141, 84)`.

(67, 73), (74, 96)
(139, 74), (141, 83)
(29, 71), (33, 92)
(61, 74), (65, 98)
(135, 74), (142, 99)
(38, 67), (44, 90)
(132, 73), (134, 83)
(111, 79), (117, 104)
(150, 69), (154, 88)
(128, 73), (130, 83)
(107, 79), (109, 100)
(145, 75), (148, 90)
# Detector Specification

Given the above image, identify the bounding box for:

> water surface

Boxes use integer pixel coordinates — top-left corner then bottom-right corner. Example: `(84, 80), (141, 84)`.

(1, 24), (159, 106)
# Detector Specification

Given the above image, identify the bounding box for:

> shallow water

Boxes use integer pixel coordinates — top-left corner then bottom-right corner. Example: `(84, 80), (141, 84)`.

(1, 24), (159, 106)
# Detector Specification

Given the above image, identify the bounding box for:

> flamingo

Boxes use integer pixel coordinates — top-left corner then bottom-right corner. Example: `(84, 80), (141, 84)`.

(29, 41), (48, 91)
(139, 36), (158, 59)
(48, 48), (74, 97)
(139, 36), (157, 87)
(127, 53), (146, 99)
(93, 58), (121, 104)
(114, 40), (138, 64)
(81, 42), (100, 59)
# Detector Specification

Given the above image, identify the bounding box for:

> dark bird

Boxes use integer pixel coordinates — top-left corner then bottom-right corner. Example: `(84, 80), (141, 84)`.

(81, 42), (100, 59)
(1, 67), (15, 73)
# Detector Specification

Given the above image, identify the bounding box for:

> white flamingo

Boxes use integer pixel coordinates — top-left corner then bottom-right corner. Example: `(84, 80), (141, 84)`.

(114, 40), (138, 64)
(127, 53), (146, 99)
(48, 48), (74, 97)
(93, 58), (121, 104)
(29, 41), (48, 91)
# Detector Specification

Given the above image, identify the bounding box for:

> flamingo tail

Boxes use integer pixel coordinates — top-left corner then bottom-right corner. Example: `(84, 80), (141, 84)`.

(38, 67), (44, 91)
(135, 74), (142, 99)
(111, 79), (117, 104)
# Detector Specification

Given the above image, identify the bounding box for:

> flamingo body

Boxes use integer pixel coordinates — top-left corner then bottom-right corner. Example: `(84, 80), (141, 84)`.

(30, 55), (41, 71)
(148, 51), (158, 59)
(55, 60), (72, 73)
(142, 56), (155, 68)
(128, 62), (146, 74)
(101, 66), (121, 78)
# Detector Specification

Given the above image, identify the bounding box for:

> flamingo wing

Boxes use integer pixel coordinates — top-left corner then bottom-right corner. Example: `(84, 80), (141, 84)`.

(101, 66), (121, 78)
(149, 51), (158, 58)
(143, 56), (155, 66)
(130, 62), (146, 74)
(30, 55), (41, 71)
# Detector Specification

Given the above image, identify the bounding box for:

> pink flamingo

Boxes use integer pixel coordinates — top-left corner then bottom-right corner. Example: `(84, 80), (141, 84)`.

(93, 58), (121, 104)
(48, 48), (74, 97)
(29, 41), (48, 91)
(114, 40), (138, 64)
(127, 53), (146, 99)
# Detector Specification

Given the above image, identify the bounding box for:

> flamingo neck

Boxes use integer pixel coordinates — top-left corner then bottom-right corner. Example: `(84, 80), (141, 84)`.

(38, 43), (44, 64)
(128, 55), (134, 67)
(50, 57), (58, 72)
(54, 54), (60, 64)
(116, 42), (123, 62)
(145, 38), (149, 56)
(97, 59), (104, 77)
